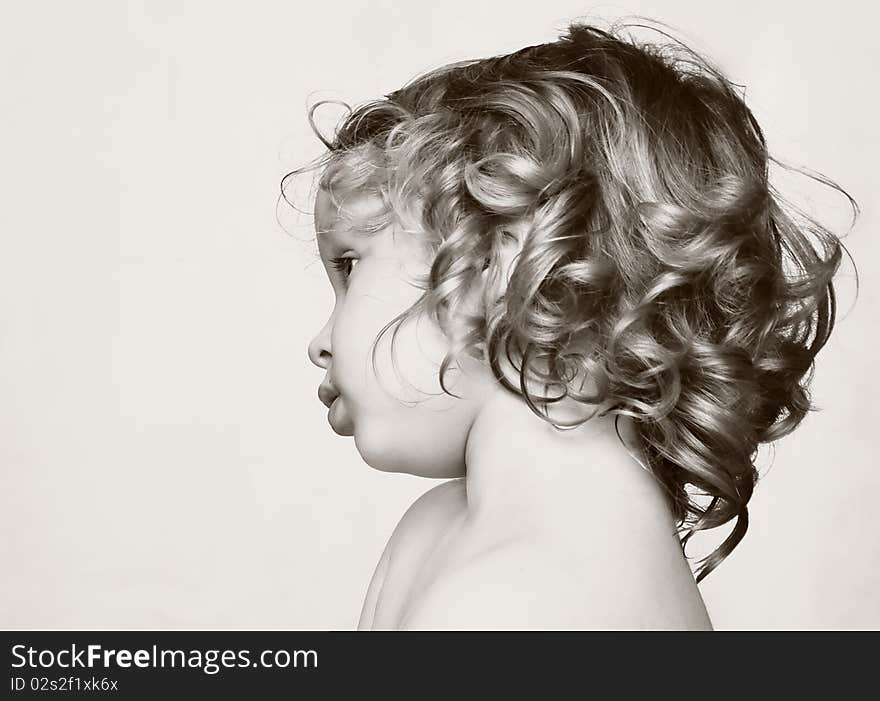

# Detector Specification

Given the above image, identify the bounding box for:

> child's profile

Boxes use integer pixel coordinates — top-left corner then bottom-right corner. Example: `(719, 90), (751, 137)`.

(283, 18), (855, 630)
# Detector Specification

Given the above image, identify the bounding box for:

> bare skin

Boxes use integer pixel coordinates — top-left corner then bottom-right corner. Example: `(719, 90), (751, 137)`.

(357, 389), (713, 630)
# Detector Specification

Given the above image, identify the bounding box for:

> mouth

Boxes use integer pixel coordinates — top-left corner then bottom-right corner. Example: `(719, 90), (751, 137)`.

(317, 383), (339, 409)
(318, 383), (353, 436)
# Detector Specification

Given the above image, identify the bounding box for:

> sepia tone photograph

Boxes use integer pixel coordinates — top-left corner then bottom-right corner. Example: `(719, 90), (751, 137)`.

(1, 0), (877, 632)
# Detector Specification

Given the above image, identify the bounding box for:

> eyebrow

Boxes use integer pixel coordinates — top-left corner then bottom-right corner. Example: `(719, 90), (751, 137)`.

(315, 209), (359, 242)
(313, 202), (346, 239)
(314, 220), (357, 261)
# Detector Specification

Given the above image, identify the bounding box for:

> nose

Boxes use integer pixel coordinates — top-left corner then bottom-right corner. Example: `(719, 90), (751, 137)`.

(308, 317), (332, 369)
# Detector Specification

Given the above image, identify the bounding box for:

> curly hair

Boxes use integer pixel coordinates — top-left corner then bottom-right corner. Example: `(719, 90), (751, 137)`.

(282, 19), (856, 581)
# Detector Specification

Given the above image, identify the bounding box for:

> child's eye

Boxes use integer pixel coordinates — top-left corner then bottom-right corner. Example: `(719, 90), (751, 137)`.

(330, 256), (358, 280)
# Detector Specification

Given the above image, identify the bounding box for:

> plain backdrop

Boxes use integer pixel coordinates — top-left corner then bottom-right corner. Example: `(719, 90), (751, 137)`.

(1, 0), (877, 629)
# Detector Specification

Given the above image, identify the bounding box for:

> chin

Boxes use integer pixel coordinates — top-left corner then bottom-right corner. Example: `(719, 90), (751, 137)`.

(352, 420), (466, 479)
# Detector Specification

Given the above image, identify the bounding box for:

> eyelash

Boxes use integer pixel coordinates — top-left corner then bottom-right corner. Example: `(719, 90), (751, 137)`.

(330, 256), (357, 279)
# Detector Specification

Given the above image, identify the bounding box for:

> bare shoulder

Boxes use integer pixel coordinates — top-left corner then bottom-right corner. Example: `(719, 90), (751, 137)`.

(388, 478), (468, 548)
(357, 479), (467, 629)
(399, 533), (713, 630)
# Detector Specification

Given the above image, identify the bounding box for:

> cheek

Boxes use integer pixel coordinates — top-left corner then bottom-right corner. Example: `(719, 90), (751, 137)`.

(332, 272), (448, 406)
(353, 321), (487, 477)
(331, 282), (485, 476)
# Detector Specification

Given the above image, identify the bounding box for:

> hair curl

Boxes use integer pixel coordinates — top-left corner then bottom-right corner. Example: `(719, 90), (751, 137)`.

(282, 19), (857, 581)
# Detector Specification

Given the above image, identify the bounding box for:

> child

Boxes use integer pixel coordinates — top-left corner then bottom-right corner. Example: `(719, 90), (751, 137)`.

(286, 19), (852, 629)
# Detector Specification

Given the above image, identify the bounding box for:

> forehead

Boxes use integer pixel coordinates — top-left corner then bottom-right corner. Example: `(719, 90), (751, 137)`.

(313, 184), (434, 265)
(314, 186), (387, 236)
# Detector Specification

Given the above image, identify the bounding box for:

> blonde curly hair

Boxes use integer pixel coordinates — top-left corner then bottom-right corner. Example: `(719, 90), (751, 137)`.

(283, 19), (856, 581)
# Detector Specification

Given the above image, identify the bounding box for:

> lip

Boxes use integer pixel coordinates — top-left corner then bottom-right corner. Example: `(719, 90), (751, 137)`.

(317, 383), (339, 409)
(318, 381), (353, 436)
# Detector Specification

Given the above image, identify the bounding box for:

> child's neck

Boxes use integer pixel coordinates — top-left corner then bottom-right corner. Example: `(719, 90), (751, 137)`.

(462, 387), (674, 536)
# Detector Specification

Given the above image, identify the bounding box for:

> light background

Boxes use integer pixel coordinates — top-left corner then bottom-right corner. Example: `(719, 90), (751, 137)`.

(1, 0), (877, 629)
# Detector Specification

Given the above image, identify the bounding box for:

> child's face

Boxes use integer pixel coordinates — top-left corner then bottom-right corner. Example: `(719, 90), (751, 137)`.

(308, 187), (495, 477)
